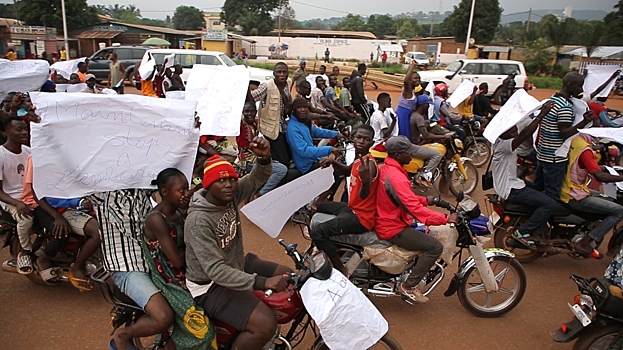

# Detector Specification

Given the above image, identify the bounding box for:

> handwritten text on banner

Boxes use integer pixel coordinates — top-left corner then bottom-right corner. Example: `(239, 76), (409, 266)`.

(30, 93), (199, 198)
(185, 64), (250, 136)
(0, 60), (49, 98)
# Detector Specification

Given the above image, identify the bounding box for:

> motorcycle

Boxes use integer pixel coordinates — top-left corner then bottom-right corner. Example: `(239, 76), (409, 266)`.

(552, 275), (623, 350)
(1, 210), (102, 285)
(92, 242), (403, 350)
(488, 194), (623, 264)
(370, 133), (479, 196)
(301, 192), (527, 318)
(516, 154), (536, 180)
(460, 117), (492, 168)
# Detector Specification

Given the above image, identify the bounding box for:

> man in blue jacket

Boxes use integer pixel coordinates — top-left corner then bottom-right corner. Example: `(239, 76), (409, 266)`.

(286, 97), (341, 174)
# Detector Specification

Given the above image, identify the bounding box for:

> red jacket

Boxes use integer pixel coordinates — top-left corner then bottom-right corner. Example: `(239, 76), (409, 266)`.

(374, 157), (448, 240)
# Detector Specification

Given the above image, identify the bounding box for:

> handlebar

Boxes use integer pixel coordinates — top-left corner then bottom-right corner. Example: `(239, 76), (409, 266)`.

(264, 273), (296, 297)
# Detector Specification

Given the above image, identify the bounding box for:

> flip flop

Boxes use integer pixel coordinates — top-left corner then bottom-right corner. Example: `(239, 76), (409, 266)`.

(575, 245), (605, 260)
(16, 253), (33, 275)
(109, 339), (139, 350)
(67, 270), (93, 292)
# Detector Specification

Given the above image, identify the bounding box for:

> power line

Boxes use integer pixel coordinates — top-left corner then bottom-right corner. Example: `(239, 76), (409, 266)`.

(288, 0), (352, 15)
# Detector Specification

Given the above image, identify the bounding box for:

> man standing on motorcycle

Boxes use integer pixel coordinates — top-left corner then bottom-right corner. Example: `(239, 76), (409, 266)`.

(492, 102), (557, 246)
(410, 94), (449, 185)
(534, 72), (594, 200)
(375, 136), (458, 303)
(185, 139), (293, 350)
(311, 125), (378, 275)
(560, 134), (623, 258)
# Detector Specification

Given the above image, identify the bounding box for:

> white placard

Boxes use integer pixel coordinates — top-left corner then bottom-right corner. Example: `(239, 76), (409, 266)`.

(584, 64), (620, 99)
(241, 167), (334, 238)
(30, 93), (199, 198)
(483, 89), (542, 143)
(307, 74), (329, 89)
(185, 64), (249, 136)
(579, 127), (623, 143)
(425, 81), (435, 120)
(101, 88), (118, 95)
(50, 57), (86, 79)
(165, 91), (185, 100)
(0, 60), (49, 98)
(66, 83), (87, 93)
(604, 166), (619, 198)
(447, 79), (476, 108)
(164, 53), (175, 69)
(138, 53), (155, 80)
(300, 269), (388, 350)
(56, 84), (68, 92)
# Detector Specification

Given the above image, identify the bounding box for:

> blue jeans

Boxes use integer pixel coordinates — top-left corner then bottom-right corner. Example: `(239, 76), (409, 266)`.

(112, 271), (160, 310)
(246, 160), (288, 195)
(508, 186), (557, 235)
(567, 194), (623, 242)
(532, 160), (568, 200)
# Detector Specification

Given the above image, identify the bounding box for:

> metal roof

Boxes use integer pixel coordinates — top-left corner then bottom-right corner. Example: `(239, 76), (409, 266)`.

(75, 30), (122, 39)
(273, 29), (377, 40)
(564, 46), (623, 59)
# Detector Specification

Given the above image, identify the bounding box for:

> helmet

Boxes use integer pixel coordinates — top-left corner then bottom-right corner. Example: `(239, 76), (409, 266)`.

(434, 83), (449, 96)
(509, 70), (518, 77)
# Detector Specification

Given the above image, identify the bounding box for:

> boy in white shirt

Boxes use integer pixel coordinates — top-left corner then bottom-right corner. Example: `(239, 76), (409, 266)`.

(0, 116), (34, 274)
(370, 93), (398, 149)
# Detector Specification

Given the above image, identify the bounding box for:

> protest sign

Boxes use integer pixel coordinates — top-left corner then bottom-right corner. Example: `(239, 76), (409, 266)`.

(584, 64), (619, 98)
(185, 64), (249, 136)
(425, 81), (435, 120)
(241, 167), (334, 238)
(300, 269), (388, 350)
(164, 53), (175, 69)
(482, 89), (542, 143)
(447, 79), (476, 108)
(0, 60), (49, 98)
(66, 83), (87, 93)
(165, 91), (185, 100)
(51, 57), (86, 79)
(138, 52), (155, 80)
(30, 93), (199, 198)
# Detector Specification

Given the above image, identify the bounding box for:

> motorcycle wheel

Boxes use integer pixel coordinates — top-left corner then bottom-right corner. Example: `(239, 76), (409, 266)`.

(449, 160), (478, 196)
(457, 256), (526, 318)
(311, 333), (403, 350)
(464, 140), (491, 168)
(572, 324), (623, 350)
(493, 222), (544, 264)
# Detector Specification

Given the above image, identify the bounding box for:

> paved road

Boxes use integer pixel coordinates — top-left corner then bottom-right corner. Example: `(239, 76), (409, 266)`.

(1, 84), (621, 349)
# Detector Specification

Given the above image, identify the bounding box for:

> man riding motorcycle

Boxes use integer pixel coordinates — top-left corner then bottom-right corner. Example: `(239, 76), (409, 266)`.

(432, 83), (466, 140)
(184, 138), (293, 350)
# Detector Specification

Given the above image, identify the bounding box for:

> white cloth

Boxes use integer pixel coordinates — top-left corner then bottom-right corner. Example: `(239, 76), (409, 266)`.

(492, 139), (525, 200)
(370, 108), (398, 146)
(162, 77), (172, 93)
(0, 145), (30, 202)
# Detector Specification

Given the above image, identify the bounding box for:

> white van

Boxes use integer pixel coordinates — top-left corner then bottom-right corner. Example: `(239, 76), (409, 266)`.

(405, 51), (430, 68)
(418, 59), (528, 104)
(136, 49), (273, 89)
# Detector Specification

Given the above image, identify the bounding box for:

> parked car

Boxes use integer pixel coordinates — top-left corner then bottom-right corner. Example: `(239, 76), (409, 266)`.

(88, 46), (147, 85)
(418, 59), (528, 104)
(134, 49), (273, 90)
(405, 51), (430, 68)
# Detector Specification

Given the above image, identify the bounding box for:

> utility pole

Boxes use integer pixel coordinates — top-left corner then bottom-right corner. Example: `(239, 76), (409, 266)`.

(526, 8), (532, 33)
(430, 12), (435, 36)
(61, 0), (69, 58)
(278, 0), (282, 43)
(464, 0), (476, 56)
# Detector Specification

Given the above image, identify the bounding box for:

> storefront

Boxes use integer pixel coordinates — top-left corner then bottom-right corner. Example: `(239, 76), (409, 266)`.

(7, 25), (57, 59)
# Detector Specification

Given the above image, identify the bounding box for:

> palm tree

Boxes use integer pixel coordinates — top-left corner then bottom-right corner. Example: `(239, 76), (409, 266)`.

(239, 10), (274, 36)
(539, 14), (575, 62)
(577, 21), (604, 57)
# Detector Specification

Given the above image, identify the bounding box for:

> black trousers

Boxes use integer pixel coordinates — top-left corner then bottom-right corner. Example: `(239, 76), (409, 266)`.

(267, 132), (291, 166)
(310, 202), (368, 258)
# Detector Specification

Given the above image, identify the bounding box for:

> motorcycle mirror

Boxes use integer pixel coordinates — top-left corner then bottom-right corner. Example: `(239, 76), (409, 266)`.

(456, 191), (465, 203)
(309, 251), (333, 281)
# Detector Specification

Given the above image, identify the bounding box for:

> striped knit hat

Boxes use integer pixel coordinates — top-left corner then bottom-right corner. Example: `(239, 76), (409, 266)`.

(203, 155), (238, 189)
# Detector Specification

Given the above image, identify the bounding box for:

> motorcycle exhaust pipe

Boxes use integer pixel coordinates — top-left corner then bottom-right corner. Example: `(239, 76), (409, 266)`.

(505, 237), (574, 255)
(364, 289), (398, 297)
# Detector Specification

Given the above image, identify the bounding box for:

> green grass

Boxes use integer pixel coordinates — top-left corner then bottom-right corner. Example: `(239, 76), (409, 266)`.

(529, 76), (562, 90)
(372, 65), (408, 75)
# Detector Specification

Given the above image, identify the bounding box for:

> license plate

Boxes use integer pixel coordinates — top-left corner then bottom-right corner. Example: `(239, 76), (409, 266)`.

(568, 303), (592, 327)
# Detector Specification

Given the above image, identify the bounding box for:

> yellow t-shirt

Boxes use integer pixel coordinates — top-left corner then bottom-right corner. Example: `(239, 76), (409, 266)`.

(457, 98), (474, 118)
(60, 49), (67, 61)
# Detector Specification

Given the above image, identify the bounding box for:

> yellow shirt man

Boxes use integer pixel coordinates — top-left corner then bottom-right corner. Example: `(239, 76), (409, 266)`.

(457, 98), (474, 118)
(6, 50), (16, 61)
(60, 49), (67, 61)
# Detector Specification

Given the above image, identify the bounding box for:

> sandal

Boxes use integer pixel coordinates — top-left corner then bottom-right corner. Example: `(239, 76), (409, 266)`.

(16, 252), (33, 275)
(575, 245), (604, 259)
(67, 270), (93, 292)
(109, 339), (138, 350)
(515, 230), (547, 248)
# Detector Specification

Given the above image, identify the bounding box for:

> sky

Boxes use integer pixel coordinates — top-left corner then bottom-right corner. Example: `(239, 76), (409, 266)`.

(2, 0), (619, 20)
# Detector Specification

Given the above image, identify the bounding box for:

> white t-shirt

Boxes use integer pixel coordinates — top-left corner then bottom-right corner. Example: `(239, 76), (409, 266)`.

(492, 138), (525, 200)
(370, 108), (398, 146)
(0, 145), (31, 201)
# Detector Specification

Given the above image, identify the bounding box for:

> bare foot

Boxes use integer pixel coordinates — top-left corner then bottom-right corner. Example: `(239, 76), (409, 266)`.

(69, 264), (90, 289)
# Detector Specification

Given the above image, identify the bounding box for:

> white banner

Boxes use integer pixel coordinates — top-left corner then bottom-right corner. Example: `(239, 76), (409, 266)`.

(483, 89), (542, 143)
(30, 93), (199, 198)
(584, 64), (619, 99)
(425, 81), (435, 120)
(300, 269), (388, 350)
(51, 57), (86, 79)
(66, 83), (87, 93)
(447, 79), (476, 108)
(0, 60), (49, 98)
(185, 64), (249, 136)
(165, 91), (185, 100)
(241, 167), (334, 238)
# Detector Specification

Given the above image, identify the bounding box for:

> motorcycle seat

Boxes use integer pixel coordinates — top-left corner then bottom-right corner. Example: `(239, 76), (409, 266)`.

(310, 213), (392, 248)
(503, 201), (572, 217)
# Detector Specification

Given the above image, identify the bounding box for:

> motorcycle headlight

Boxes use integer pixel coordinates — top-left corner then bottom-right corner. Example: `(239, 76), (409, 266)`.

(454, 138), (464, 149)
(473, 121), (481, 129)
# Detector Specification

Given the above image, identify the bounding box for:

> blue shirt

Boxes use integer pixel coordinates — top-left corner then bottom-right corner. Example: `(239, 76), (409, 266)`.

(46, 197), (81, 208)
(286, 116), (339, 173)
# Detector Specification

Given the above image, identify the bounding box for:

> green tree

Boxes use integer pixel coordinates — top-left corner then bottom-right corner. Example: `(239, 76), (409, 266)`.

(576, 21), (605, 57)
(0, 3), (17, 19)
(172, 5), (206, 30)
(18, 0), (99, 33)
(396, 18), (419, 39)
(443, 0), (502, 44)
(336, 14), (367, 32)
(604, 0), (623, 45)
(96, 4), (142, 24)
(239, 10), (274, 36)
(303, 19), (327, 30)
(221, 0), (282, 28)
(538, 14), (576, 61)
(367, 14), (396, 37)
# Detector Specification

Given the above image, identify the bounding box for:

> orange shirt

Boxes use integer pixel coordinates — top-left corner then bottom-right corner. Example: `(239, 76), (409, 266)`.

(348, 155), (378, 230)
(21, 155), (37, 210)
(141, 80), (158, 97)
(77, 72), (87, 83)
